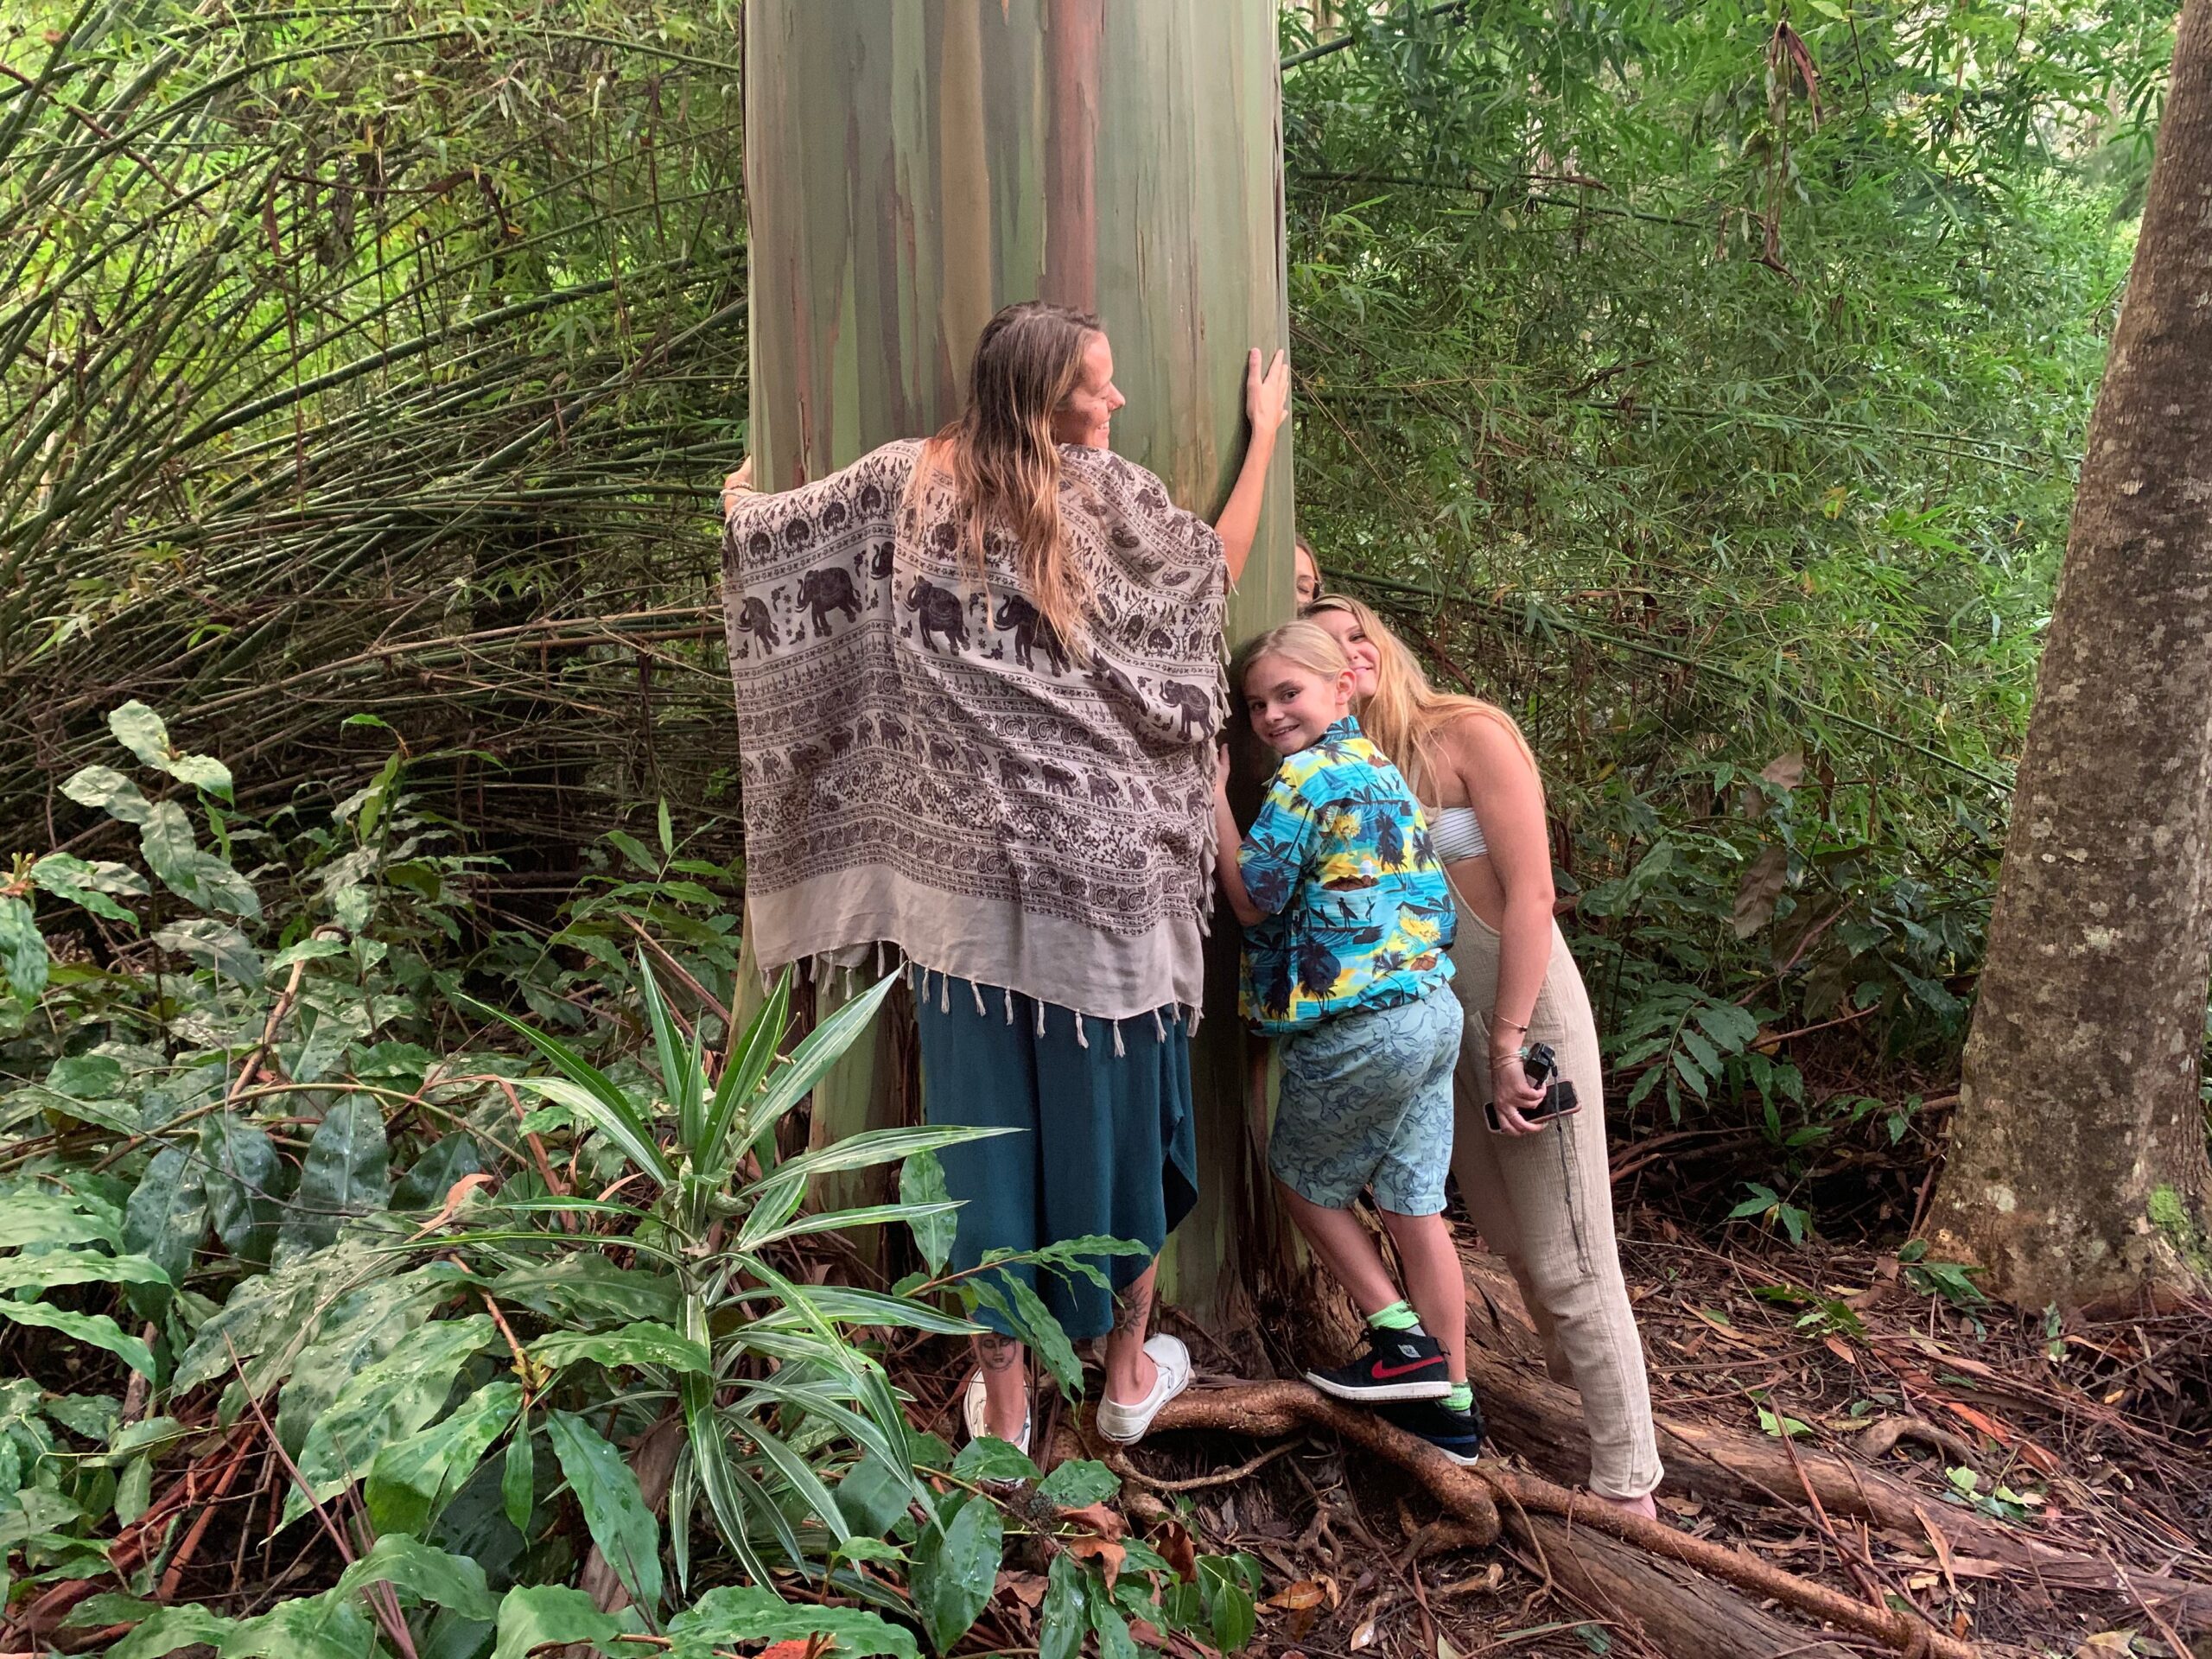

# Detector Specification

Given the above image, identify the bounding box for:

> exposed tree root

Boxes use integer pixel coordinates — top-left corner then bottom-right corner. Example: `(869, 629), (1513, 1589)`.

(1145, 1381), (1987, 1659)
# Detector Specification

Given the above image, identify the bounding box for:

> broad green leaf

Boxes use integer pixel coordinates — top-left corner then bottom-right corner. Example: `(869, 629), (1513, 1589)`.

(275, 1094), (390, 1262)
(139, 803), (204, 904)
(61, 765), (152, 825)
(546, 1409), (663, 1611)
(502, 1414), (534, 1533)
(1091, 1596), (1141, 1659)
(106, 702), (173, 770)
(0, 1190), (118, 1249)
(123, 1146), (207, 1293)
(30, 853), (136, 925)
(225, 1587), (377, 1659)
(163, 752), (235, 801)
(365, 1382), (523, 1538)
(107, 1603), (237, 1659)
(265, 936), (348, 973)
(0, 895), (46, 1003)
(529, 1321), (710, 1376)
(912, 1491), (1005, 1652)
(836, 1446), (918, 1538)
(46, 1052), (124, 1099)
(490, 1257), (680, 1326)
(201, 1114), (284, 1262)
(0, 1249), (168, 1296)
(1001, 1274), (1084, 1402)
(333, 1531), (500, 1622)
(490, 1585), (639, 1659)
(0, 1302), (156, 1378)
(1041, 1551), (1089, 1659)
(953, 1436), (1040, 1484)
(1037, 1459), (1119, 1507)
(1198, 1555), (1260, 1653)
(289, 1315), (493, 1522)
(391, 1134), (486, 1212)
(666, 1585), (920, 1659)
(901, 1149), (957, 1274)
(152, 917), (263, 983)
(168, 1236), (397, 1395)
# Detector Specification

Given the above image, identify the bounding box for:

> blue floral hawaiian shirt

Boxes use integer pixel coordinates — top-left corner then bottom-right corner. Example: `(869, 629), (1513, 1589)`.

(1236, 716), (1458, 1033)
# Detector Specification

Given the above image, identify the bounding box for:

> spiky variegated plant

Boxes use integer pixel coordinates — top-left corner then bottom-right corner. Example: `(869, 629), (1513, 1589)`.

(465, 959), (1002, 1599)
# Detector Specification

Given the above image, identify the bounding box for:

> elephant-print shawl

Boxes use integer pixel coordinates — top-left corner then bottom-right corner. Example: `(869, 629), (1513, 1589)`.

(722, 438), (1228, 1026)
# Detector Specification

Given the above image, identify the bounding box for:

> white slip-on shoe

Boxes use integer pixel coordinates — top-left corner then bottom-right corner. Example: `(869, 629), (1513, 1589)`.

(1094, 1333), (1192, 1445)
(963, 1369), (1032, 1454)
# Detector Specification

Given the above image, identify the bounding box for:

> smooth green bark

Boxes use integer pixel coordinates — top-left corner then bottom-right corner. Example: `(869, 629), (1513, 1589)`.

(743, 0), (1295, 1321)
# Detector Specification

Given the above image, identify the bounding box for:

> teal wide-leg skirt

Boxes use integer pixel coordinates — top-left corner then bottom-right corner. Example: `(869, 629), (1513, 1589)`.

(914, 979), (1198, 1342)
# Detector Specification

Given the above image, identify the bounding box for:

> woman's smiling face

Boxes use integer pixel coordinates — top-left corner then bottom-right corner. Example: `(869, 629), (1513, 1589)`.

(1050, 332), (1125, 448)
(1309, 607), (1381, 702)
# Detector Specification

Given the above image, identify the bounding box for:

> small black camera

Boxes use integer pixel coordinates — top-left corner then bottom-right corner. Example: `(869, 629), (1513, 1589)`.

(1483, 1039), (1581, 1133)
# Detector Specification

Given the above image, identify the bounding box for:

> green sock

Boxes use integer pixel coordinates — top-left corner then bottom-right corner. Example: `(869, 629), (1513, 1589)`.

(1444, 1382), (1474, 1414)
(1368, 1300), (1421, 1332)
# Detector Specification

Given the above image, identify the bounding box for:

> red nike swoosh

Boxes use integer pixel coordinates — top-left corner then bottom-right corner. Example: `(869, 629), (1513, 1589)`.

(1372, 1357), (1444, 1379)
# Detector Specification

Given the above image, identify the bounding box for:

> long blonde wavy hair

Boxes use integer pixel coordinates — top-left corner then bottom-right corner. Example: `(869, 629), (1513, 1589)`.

(928, 301), (1099, 652)
(1301, 593), (1538, 800)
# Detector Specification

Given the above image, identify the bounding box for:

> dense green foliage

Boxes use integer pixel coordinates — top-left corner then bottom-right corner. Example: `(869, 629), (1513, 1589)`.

(1282, 0), (2169, 1206)
(0, 0), (2186, 1649)
(2, 712), (1255, 1652)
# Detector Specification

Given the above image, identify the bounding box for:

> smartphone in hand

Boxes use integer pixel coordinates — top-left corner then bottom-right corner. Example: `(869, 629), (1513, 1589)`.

(1484, 1041), (1582, 1134)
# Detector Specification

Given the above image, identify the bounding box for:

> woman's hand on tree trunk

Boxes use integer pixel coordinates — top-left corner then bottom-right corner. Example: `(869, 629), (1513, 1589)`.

(1246, 347), (1289, 439)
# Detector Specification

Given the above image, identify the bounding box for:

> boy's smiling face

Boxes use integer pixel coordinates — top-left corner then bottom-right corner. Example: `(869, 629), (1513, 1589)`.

(1244, 653), (1355, 755)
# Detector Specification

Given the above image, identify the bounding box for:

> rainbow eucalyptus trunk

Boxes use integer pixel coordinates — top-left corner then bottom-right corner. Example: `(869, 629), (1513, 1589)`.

(739, 0), (1296, 1328)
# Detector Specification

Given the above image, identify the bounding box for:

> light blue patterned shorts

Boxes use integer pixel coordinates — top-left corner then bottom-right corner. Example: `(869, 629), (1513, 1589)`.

(1268, 990), (1462, 1215)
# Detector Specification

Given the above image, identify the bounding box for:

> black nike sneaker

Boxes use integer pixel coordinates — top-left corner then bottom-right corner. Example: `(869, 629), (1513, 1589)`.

(1304, 1327), (1452, 1402)
(1381, 1394), (1486, 1466)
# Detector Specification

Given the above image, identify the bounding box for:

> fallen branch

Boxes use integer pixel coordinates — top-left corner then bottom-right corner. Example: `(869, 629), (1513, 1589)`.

(1143, 1380), (1985, 1659)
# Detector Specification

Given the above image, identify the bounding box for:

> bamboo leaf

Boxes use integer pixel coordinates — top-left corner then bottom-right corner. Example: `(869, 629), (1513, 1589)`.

(734, 969), (899, 1149)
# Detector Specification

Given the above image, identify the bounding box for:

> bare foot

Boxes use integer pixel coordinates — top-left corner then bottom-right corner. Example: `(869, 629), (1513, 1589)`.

(1592, 1491), (1659, 1522)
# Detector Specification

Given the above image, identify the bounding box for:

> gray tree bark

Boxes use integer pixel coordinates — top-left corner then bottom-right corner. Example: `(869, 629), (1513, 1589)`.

(1923, 0), (2212, 1310)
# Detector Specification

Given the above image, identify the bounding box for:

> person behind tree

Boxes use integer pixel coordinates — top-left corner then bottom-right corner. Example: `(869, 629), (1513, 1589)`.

(1294, 534), (1325, 607)
(1211, 621), (1484, 1465)
(1304, 592), (1662, 1516)
(722, 302), (1289, 1452)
